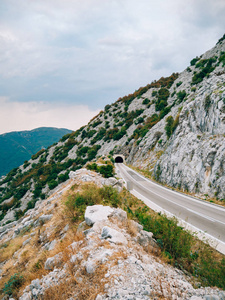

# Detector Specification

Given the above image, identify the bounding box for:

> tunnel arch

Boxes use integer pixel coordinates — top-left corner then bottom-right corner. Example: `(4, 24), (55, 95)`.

(115, 156), (124, 163)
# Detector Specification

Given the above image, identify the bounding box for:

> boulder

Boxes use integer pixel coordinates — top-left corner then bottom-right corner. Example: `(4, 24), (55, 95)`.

(104, 177), (123, 192)
(85, 205), (114, 226)
(137, 230), (156, 247)
(44, 253), (62, 270)
(101, 226), (128, 245)
(34, 214), (53, 227)
(110, 208), (127, 222)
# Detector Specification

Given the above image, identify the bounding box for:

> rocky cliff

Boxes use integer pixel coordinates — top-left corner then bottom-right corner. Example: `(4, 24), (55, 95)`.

(0, 35), (225, 225)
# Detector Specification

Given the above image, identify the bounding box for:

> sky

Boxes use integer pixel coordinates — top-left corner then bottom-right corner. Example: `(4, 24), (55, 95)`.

(0, 0), (225, 134)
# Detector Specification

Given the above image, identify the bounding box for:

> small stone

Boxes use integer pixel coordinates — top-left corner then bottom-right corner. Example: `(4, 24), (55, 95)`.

(19, 292), (32, 300)
(70, 255), (77, 263)
(48, 239), (57, 251)
(86, 261), (96, 274)
(204, 296), (220, 300)
(22, 238), (31, 246)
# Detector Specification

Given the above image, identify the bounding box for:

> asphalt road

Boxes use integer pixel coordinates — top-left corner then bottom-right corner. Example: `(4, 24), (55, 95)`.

(116, 163), (225, 254)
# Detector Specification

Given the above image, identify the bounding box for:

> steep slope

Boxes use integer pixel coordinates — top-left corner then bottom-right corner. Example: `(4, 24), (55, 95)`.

(0, 127), (72, 177)
(0, 35), (225, 225)
(0, 170), (224, 299)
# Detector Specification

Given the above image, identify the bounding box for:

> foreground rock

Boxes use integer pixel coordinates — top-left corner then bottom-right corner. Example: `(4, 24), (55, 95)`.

(0, 170), (224, 299)
(18, 203), (225, 299)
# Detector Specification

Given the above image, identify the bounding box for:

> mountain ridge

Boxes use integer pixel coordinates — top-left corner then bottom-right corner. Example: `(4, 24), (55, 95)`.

(0, 127), (72, 177)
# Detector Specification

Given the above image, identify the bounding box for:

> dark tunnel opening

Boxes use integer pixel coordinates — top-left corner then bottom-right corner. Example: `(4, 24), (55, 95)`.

(115, 156), (124, 163)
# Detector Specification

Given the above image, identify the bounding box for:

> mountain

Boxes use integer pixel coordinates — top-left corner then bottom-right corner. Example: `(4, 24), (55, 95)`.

(0, 127), (72, 177)
(0, 34), (225, 226)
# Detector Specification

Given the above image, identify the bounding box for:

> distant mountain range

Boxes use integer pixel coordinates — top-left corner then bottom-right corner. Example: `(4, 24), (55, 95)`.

(0, 127), (72, 177)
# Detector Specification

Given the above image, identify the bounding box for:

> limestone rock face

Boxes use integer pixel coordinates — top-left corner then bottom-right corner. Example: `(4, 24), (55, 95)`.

(154, 77), (225, 198)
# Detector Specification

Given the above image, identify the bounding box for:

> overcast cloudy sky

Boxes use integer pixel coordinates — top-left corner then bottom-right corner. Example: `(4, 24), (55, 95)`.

(0, 0), (224, 134)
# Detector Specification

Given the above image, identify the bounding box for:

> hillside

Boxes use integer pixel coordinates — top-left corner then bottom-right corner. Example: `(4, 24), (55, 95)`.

(0, 127), (72, 177)
(0, 169), (224, 299)
(0, 35), (225, 226)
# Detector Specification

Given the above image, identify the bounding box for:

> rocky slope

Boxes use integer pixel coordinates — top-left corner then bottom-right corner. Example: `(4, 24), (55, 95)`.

(0, 169), (224, 300)
(1, 35), (225, 225)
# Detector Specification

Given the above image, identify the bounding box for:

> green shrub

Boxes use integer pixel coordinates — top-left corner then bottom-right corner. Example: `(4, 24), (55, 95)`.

(48, 180), (58, 190)
(152, 90), (157, 97)
(14, 186), (29, 201)
(135, 117), (144, 125)
(165, 116), (174, 138)
(176, 81), (182, 87)
(76, 146), (90, 157)
(104, 104), (111, 112)
(91, 128), (106, 144)
(31, 149), (45, 160)
(204, 95), (211, 112)
(60, 133), (71, 142)
(3, 273), (24, 296)
(192, 58), (216, 85)
(58, 172), (69, 183)
(98, 164), (114, 178)
(155, 88), (170, 111)
(27, 200), (36, 210)
(86, 163), (98, 171)
(177, 90), (187, 102)
(217, 34), (225, 44)
(190, 56), (199, 66)
(159, 106), (171, 120)
(92, 120), (101, 127)
(113, 127), (127, 140)
(23, 160), (30, 169)
(86, 130), (96, 138)
(87, 145), (101, 160)
(219, 51), (225, 66)
(142, 98), (150, 105)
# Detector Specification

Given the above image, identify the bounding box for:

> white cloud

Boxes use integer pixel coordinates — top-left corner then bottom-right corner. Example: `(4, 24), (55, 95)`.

(0, 0), (224, 134)
(0, 97), (100, 134)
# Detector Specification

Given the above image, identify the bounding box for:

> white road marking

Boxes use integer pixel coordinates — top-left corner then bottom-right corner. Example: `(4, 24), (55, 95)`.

(116, 164), (225, 255)
(122, 164), (225, 212)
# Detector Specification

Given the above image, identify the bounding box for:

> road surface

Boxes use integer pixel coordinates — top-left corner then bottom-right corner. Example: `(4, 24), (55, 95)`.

(116, 163), (225, 255)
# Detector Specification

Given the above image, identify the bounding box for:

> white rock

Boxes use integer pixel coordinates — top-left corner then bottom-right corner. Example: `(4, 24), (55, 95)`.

(22, 238), (31, 246)
(86, 260), (96, 274)
(85, 205), (114, 226)
(111, 208), (127, 222)
(19, 292), (32, 300)
(101, 226), (128, 245)
(44, 253), (62, 270)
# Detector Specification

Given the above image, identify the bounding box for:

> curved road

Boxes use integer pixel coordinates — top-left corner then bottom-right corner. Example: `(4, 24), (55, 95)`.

(116, 163), (225, 255)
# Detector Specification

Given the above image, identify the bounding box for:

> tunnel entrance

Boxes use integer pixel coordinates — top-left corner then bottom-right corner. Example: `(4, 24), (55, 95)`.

(115, 156), (124, 163)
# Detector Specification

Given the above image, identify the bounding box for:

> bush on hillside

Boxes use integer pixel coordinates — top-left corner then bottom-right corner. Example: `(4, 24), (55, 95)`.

(3, 273), (24, 296)
(177, 90), (187, 102)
